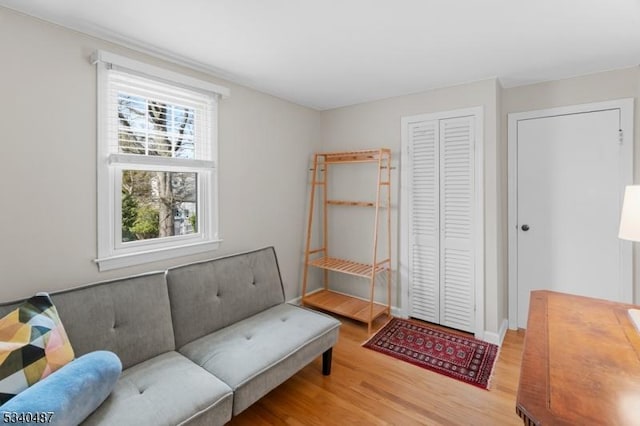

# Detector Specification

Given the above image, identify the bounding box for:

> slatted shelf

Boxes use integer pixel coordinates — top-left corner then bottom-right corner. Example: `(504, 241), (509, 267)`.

(308, 256), (388, 278)
(303, 290), (389, 323)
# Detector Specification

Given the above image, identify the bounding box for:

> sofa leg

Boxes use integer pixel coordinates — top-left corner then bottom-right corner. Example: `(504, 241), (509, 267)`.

(322, 348), (333, 375)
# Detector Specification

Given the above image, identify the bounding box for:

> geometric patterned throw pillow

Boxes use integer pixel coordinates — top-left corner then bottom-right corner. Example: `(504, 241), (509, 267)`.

(0, 293), (75, 405)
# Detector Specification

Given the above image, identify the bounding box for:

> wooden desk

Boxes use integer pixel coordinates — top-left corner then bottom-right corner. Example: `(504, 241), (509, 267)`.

(516, 290), (640, 425)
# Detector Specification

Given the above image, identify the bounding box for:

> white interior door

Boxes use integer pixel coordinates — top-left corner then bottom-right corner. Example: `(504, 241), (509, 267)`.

(512, 103), (633, 328)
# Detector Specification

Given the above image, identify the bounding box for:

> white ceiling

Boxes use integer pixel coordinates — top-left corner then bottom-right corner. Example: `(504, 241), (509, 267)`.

(2, 0), (640, 110)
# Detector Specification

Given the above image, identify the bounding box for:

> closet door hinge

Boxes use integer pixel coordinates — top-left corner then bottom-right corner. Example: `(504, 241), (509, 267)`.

(619, 129), (623, 144)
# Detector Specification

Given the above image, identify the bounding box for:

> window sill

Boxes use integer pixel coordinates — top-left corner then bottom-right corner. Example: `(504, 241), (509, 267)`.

(95, 239), (223, 271)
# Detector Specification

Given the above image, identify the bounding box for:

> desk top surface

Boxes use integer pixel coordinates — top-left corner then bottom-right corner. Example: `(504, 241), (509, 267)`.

(516, 290), (640, 426)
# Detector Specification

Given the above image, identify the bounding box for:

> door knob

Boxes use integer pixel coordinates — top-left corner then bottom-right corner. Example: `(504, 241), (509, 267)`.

(521, 224), (530, 231)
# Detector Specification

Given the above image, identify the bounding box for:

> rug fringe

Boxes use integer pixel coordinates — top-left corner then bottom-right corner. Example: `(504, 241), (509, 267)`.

(485, 344), (502, 391)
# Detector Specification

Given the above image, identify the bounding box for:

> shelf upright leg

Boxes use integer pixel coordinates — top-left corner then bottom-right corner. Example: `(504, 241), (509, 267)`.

(322, 157), (329, 290)
(385, 151), (392, 318)
(368, 149), (384, 334)
(302, 154), (319, 303)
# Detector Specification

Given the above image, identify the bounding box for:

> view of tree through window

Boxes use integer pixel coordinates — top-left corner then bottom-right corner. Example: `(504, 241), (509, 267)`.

(118, 94), (198, 242)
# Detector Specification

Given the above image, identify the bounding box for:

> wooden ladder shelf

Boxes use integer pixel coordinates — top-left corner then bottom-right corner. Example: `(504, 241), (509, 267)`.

(301, 148), (392, 333)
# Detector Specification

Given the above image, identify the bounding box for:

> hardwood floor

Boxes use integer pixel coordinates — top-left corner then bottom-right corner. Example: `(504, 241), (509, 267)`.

(230, 316), (525, 426)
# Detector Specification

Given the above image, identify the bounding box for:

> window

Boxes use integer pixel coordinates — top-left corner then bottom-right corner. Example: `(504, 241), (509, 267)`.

(93, 51), (229, 271)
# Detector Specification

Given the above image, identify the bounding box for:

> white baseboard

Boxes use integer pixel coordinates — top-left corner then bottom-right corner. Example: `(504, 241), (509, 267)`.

(290, 289), (510, 345)
(287, 288), (323, 306)
(483, 318), (509, 346)
(391, 307), (408, 318)
(288, 295), (303, 305)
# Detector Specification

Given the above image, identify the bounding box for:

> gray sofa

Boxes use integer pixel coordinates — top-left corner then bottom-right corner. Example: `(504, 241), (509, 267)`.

(0, 247), (341, 425)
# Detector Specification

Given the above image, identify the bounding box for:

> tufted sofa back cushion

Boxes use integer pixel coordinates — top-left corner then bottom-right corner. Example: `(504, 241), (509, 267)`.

(0, 272), (174, 370)
(52, 272), (174, 369)
(166, 247), (285, 349)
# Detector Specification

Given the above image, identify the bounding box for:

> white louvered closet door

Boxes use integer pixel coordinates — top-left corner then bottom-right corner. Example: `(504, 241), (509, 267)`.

(408, 120), (440, 324)
(439, 117), (475, 332)
(408, 115), (475, 333)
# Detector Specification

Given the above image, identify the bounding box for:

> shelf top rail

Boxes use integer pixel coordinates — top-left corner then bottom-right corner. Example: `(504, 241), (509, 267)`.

(327, 200), (376, 207)
(317, 148), (391, 164)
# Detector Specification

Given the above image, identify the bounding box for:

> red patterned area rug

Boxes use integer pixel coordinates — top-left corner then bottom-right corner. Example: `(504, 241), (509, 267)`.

(363, 317), (499, 390)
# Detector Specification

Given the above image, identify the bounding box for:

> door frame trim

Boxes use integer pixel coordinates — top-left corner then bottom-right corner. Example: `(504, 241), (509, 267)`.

(400, 106), (484, 338)
(507, 98), (634, 330)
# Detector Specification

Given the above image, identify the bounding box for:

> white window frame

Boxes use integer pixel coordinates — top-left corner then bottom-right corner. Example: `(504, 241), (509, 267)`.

(92, 51), (229, 271)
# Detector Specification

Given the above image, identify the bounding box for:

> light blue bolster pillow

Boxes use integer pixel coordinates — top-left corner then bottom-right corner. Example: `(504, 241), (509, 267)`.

(1, 351), (122, 426)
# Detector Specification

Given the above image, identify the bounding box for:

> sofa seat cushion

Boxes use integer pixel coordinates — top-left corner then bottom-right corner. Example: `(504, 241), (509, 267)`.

(179, 304), (340, 415)
(83, 351), (233, 426)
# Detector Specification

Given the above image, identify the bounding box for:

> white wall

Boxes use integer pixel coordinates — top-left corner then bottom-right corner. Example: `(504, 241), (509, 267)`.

(319, 79), (503, 336)
(502, 66), (640, 306)
(0, 8), (322, 301)
(2, 6), (638, 333)
(317, 67), (640, 338)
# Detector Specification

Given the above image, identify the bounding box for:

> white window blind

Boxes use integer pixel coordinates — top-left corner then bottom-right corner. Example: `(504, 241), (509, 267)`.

(106, 70), (216, 167)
